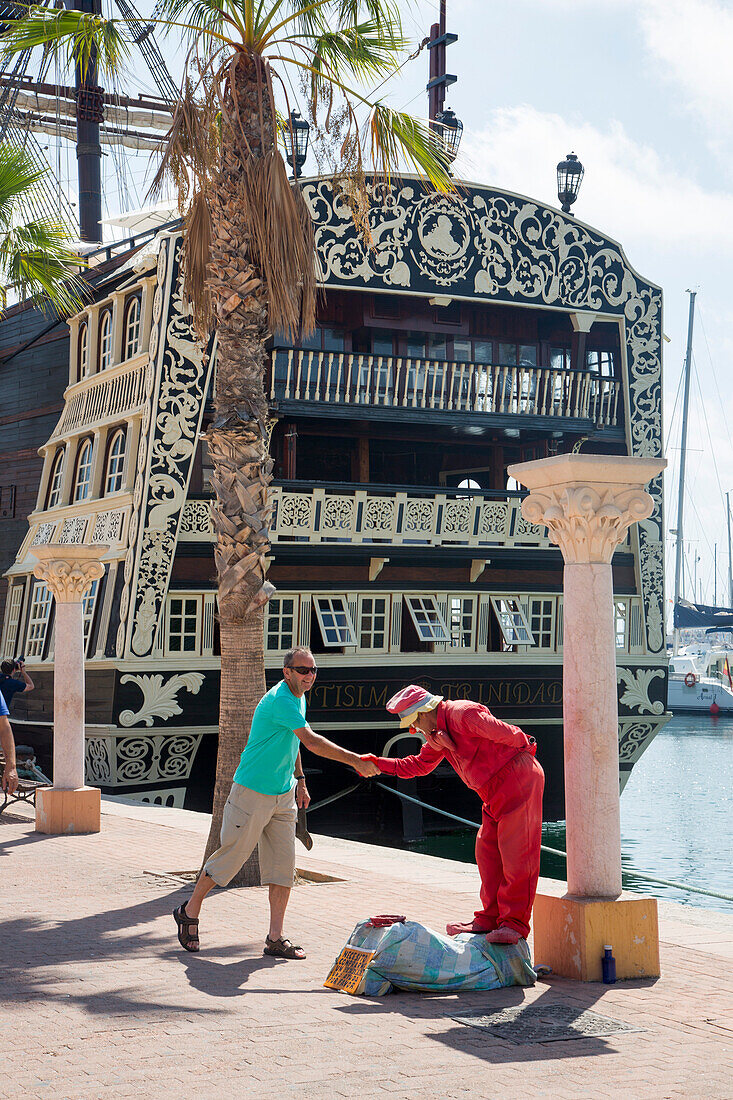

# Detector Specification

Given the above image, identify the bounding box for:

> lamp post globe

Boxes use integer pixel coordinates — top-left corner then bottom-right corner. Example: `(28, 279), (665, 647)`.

(281, 109), (310, 179)
(556, 151), (584, 214)
(434, 107), (463, 164)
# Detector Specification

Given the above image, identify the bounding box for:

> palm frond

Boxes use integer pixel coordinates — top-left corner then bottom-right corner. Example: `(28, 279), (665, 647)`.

(0, 220), (87, 317)
(0, 7), (127, 81)
(304, 19), (406, 89)
(0, 147), (48, 225)
(369, 104), (454, 191)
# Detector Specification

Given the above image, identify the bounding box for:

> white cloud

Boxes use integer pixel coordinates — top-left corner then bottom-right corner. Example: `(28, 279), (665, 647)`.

(640, 0), (733, 136)
(457, 105), (733, 258)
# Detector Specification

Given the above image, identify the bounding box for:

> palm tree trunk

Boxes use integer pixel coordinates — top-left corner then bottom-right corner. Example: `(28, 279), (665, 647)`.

(202, 55), (277, 882)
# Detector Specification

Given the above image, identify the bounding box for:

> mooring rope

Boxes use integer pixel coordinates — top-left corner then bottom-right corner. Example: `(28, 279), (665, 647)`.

(372, 783), (733, 905)
(305, 776), (732, 903)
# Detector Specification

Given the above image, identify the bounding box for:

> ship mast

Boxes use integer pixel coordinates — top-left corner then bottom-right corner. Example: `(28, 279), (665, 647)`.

(74, 0), (103, 243)
(673, 289), (696, 655)
(427, 1), (457, 122)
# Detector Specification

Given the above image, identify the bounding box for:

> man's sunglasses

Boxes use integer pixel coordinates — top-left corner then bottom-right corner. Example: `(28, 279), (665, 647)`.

(288, 665), (318, 675)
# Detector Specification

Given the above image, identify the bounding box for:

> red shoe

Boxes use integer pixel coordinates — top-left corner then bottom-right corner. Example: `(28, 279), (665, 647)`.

(485, 925), (521, 945)
(446, 918), (493, 936)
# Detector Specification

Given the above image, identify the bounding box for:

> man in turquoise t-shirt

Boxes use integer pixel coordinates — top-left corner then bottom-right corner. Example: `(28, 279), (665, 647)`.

(174, 646), (378, 958)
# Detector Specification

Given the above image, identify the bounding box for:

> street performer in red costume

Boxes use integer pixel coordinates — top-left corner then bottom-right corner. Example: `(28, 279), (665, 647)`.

(362, 685), (544, 944)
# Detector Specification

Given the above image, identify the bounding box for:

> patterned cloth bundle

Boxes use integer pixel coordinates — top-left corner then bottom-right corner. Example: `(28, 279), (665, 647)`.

(325, 919), (537, 997)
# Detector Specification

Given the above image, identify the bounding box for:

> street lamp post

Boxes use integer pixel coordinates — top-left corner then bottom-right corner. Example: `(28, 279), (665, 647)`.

(281, 110), (310, 179)
(556, 151), (584, 214)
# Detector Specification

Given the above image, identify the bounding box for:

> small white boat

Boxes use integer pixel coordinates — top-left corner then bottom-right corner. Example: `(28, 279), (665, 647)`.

(668, 648), (733, 713)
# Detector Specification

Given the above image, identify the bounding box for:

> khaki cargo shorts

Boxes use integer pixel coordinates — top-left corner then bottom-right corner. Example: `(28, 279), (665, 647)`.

(204, 782), (297, 888)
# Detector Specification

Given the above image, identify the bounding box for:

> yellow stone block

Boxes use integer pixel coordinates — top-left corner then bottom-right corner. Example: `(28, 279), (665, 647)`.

(35, 786), (101, 835)
(532, 892), (660, 981)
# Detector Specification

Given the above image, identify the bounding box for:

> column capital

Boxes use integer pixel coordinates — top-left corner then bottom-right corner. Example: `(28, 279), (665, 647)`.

(508, 454), (666, 564)
(31, 544), (108, 602)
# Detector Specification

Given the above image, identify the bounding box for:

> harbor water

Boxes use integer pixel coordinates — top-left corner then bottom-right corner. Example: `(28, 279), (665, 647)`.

(413, 714), (733, 912)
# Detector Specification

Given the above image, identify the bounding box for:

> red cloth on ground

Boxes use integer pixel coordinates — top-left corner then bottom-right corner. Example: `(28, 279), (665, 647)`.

(369, 699), (544, 939)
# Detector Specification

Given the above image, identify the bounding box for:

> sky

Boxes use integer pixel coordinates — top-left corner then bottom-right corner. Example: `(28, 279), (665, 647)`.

(38, 0), (733, 616)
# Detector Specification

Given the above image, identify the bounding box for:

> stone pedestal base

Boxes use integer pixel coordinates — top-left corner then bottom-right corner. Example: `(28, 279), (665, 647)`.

(35, 786), (101, 835)
(532, 893), (660, 981)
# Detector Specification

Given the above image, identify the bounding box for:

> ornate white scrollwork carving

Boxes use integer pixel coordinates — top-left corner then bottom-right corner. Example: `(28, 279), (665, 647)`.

(93, 511), (123, 544)
(180, 500), (213, 534)
(617, 668), (665, 715)
(125, 238), (212, 657)
(31, 522), (56, 546)
(58, 517), (88, 544)
(521, 485), (654, 564)
(118, 671), (205, 727)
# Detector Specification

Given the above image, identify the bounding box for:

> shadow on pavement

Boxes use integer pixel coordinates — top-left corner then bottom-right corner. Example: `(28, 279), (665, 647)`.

(333, 977), (657, 1064)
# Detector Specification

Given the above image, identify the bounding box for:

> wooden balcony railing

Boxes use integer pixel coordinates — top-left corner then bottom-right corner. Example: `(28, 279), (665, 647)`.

(180, 486), (553, 550)
(269, 349), (621, 427)
(51, 360), (148, 439)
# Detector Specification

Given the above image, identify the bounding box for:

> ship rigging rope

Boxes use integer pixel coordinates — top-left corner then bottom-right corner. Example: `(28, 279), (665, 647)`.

(306, 776), (733, 904)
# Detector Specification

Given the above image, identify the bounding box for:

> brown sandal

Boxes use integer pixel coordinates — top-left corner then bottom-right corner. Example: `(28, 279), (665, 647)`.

(264, 936), (306, 960)
(174, 903), (200, 952)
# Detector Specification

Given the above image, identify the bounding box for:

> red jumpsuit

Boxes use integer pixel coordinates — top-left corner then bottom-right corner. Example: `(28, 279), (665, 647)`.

(371, 700), (544, 939)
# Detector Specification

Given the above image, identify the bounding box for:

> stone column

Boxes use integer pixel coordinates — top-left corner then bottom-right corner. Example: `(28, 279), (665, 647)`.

(31, 544), (108, 834)
(507, 453), (665, 979)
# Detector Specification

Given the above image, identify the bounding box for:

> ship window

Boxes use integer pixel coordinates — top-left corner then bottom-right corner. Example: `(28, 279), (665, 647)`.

(406, 333), (425, 358)
(314, 596), (356, 646)
(26, 582), (53, 658)
(359, 596), (389, 650)
(99, 310), (113, 371)
(322, 327), (344, 352)
(78, 323), (89, 380)
(550, 346), (571, 371)
(499, 343), (537, 367)
(473, 340), (493, 363)
(405, 596), (449, 643)
(453, 338), (472, 362)
(166, 596), (201, 654)
(46, 449), (65, 508)
(372, 331), (395, 356)
(105, 429), (126, 494)
(449, 597), (475, 648)
(587, 349), (615, 377)
(82, 578), (99, 655)
(2, 582), (25, 656)
(73, 439), (93, 502)
(490, 597), (534, 646)
(266, 596), (298, 652)
(614, 599), (628, 650)
(528, 598), (555, 649)
(124, 296), (141, 359)
(426, 334), (447, 360)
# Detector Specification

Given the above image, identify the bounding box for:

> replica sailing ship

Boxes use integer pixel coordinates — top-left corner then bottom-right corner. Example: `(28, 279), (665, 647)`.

(0, 4), (669, 831)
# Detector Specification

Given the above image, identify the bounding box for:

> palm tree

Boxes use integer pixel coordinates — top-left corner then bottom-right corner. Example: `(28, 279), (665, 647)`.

(3, 0), (452, 883)
(0, 144), (84, 317)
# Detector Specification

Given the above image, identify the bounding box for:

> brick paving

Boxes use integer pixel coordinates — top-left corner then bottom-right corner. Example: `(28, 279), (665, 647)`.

(1, 799), (731, 1100)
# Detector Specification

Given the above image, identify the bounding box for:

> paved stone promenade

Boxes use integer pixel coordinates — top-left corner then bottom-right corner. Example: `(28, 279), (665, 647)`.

(1, 798), (731, 1099)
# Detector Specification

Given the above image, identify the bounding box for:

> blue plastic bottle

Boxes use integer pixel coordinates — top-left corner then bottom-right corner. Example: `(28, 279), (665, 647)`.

(602, 945), (617, 984)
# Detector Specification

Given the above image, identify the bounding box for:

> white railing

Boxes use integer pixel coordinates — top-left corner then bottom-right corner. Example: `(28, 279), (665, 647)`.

(271, 487), (551, 548)
(51, 360), (148, 439)
(182, 485), (635, 550)
(270, 349), (621, 427)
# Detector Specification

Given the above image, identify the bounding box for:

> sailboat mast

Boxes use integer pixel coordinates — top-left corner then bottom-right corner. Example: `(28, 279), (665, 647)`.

(74, 0), (103, 243)
(673, 289), (696, 654)
(727, 491), (732, 607)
